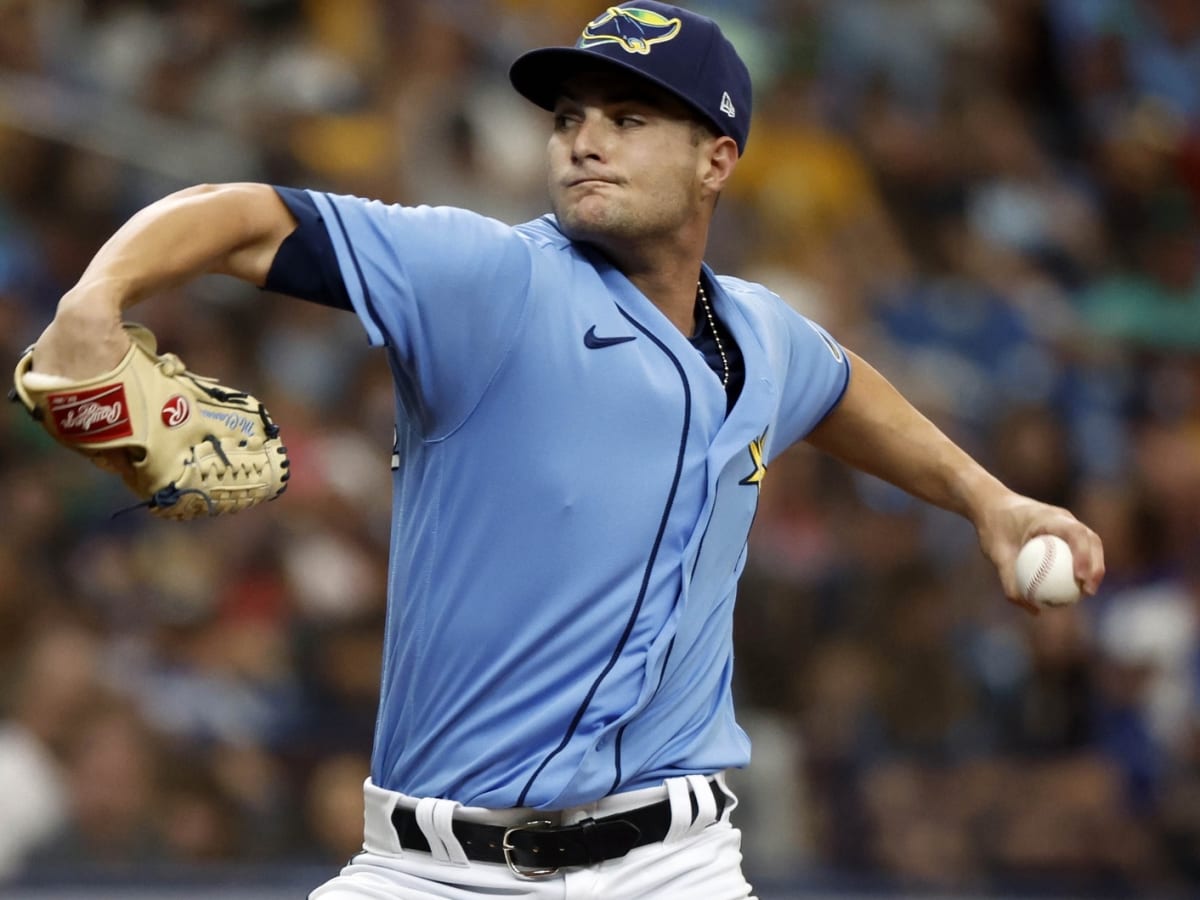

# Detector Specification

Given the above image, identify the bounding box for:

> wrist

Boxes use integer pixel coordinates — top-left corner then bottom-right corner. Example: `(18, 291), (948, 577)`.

(36, 284), (132, 379)
(57, 275), (132, 320)
(956, 466), (1015, 528)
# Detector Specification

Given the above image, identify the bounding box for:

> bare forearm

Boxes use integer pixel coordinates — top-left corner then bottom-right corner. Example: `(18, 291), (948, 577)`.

(34, 183), (294, 378)
(807, 351), (1104, 608)
(805, 352), (1013, 521)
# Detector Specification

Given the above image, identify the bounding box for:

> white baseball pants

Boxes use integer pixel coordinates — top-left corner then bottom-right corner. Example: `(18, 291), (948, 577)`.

(310, 774), (757, 899)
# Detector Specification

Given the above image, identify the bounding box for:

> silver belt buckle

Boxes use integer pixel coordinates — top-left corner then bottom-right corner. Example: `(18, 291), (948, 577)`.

(501, 820), (559, 878)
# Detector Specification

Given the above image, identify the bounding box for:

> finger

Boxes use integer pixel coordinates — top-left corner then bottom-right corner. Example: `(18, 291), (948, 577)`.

(1063, 526), (1105, 595)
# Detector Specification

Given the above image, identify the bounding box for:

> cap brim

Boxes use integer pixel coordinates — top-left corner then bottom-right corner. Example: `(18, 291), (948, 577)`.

(509, 46), (717, 134)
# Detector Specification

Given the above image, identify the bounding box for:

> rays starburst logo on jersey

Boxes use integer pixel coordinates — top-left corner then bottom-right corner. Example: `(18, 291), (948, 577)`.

(577, 6), (683, 55)
(739, 431), (768, 487)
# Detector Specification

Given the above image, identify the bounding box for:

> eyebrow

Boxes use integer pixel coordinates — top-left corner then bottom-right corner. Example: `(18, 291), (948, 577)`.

(556, 89), (649, 107)
(557, 84), (692, 120)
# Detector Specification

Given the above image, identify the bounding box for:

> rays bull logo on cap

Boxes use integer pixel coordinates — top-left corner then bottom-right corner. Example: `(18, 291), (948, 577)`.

(509, 2), (753, 154)
(579, 6), (682, 55)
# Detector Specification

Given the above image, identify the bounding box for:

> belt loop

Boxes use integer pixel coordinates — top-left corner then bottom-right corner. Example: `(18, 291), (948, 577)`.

(663, 776), (695, 844)
(713, 771), (737, 820)
(363, 779), (403, 854)
(685, 775), (717, 836)
(415, 797), (469, 866)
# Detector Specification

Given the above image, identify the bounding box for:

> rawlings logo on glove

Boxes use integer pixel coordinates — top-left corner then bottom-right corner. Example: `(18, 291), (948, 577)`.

(48, 383), (134, 439)
(11, 323), (289, 520)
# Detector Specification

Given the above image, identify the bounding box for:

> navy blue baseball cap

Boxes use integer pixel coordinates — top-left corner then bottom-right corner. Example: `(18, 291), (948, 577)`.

(509, 2), (752, 154)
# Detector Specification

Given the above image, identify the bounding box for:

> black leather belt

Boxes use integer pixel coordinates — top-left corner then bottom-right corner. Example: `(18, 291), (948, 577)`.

(392, 780), (726, 878)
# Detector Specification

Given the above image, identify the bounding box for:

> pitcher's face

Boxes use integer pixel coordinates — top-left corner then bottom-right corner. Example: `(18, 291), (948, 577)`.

(547, 72), (713, 250)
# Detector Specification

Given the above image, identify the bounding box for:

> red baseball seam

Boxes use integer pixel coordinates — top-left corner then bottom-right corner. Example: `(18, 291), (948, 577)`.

(1027, 536), (1055, 598)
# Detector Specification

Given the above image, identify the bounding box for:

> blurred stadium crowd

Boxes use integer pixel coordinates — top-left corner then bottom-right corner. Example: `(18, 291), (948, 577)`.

(2, 0), (1200, 895)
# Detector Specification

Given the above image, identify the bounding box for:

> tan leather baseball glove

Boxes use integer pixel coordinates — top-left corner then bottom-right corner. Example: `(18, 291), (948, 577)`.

(12, 323), (289, 519)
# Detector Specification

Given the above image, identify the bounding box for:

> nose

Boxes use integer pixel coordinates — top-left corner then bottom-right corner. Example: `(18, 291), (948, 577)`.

(570, 111), (607, 164)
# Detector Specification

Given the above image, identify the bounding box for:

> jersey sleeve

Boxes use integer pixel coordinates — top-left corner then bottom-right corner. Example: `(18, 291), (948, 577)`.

(263, 187), (352, 310)
(771, 309), (852, 456)
(301, 190), (534, 435)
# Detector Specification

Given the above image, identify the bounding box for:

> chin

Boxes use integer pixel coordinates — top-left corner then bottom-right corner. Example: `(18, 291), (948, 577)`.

(557, 210), (609, 243)
(556, 202), (631, 246)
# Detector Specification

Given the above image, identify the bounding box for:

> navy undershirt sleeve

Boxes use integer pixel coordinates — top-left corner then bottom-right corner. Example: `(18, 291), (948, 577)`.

(262, 186), (352, 311)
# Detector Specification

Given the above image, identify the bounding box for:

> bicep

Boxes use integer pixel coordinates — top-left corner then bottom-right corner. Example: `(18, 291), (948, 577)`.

(204, 183), (299, 286)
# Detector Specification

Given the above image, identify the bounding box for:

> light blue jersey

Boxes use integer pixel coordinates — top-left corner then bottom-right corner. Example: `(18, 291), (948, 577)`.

(301, 192), (850, 810)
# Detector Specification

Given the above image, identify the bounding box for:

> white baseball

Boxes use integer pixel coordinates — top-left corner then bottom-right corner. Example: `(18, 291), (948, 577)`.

(1015, 535), (1080, 607)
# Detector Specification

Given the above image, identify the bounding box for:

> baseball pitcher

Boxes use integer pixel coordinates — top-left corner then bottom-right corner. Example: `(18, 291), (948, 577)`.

(17, 3), (1105, 898)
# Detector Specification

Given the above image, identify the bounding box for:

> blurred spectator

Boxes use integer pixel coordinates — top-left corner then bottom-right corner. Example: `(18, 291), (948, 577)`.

(302, 752), (371, 866)
(1081, 184), (1200, 350)
(45, 695), (166, 871)
(0, 624), (101, 879)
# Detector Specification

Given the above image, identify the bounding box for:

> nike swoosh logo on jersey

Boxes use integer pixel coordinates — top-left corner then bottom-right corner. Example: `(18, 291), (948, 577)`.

(584, 326), (636, 349)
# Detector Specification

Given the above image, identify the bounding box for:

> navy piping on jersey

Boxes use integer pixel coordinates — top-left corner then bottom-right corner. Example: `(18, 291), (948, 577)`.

(689, 480), (722, 585)
(323, 205), (431, 436)
(609, 630), (677, 793)
(816, 365), (852, 429)
(263, 186), (389, 343)
(325, 203), (390, 343)
(516, 306), (693, 807)
(608, 433), (765, 792)
(607, 481), (735, 791)
(685, 454), (758, 606)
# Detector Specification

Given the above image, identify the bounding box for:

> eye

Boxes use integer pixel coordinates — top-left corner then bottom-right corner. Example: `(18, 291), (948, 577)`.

(553, 110), (581, 131)
(615, 115), (645, 128)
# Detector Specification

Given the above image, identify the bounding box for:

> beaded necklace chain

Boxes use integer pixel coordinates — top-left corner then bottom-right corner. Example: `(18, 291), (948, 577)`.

(697, 280), (729, 387)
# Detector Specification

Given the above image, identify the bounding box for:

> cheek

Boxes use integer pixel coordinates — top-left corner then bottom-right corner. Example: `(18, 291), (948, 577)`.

(546, 135), (570, 177)
(641, 160), (701, 209)
(546, 158), (571, 209)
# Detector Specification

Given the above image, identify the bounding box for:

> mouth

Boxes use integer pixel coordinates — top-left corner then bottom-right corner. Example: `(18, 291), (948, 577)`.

(566, 176), (619, 189)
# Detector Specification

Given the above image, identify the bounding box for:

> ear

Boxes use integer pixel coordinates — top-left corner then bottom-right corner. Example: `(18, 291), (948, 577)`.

(700, 135), (739, 197)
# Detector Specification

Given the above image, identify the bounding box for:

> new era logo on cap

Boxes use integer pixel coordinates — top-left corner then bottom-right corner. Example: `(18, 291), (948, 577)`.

(509, 2), (753, 154)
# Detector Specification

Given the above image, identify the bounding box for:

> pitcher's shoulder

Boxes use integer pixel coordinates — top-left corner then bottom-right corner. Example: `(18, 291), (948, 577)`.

(712, 274), (797, 318)
(513, 214), (574, 251)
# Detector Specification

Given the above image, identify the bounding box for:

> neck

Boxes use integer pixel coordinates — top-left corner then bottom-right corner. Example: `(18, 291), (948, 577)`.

(626, 268), (706, 334)
(596, 233), (709, 336)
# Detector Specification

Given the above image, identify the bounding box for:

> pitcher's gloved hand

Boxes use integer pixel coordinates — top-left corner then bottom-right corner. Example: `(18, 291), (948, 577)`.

(12, 323), (289, 519)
